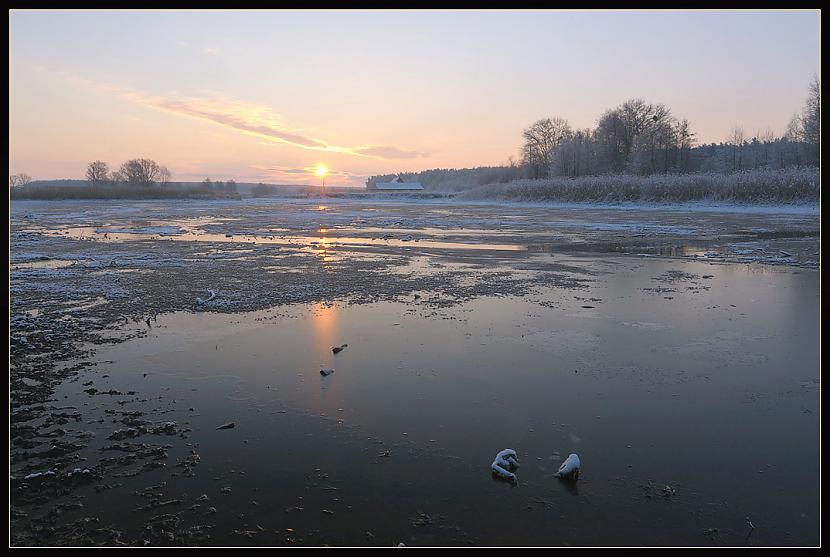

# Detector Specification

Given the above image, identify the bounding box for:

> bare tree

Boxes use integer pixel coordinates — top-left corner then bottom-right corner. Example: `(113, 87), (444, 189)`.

(673, 119), (696, 172)
(595, 99), (681, 174)
(118, 158), (167, 186)
(757, 128), (776, 168)
(784, 114), (804, 166)
(758, 128), (776, 143)
(158, 166), (172, 187)
(728, 125), (746, 171)
(226, 179), (237, 192)
(86, 161), (110, 185)
(109, 170), (125, 184)
(10, 173), (32, 188)
(521, 117), (572, 178)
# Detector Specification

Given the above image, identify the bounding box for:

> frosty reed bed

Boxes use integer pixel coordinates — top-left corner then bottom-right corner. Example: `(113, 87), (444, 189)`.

(459, 168), (819, 203)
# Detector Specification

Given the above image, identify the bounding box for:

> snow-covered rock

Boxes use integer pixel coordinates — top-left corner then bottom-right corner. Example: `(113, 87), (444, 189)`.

(491, 448), (520, 483)
(554, 453), (580, 480)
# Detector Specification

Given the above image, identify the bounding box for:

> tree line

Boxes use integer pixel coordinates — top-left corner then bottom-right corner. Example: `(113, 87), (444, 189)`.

(367, 76), (819, 191)
(86, 160), (236, 191)
(199, 177), (238, 192)
(84, 158), (172, 187)
(520, 76), (820, 178)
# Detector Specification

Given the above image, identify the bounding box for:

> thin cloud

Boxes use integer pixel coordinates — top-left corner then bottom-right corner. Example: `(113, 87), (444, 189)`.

(251, 164), (369, 185)
(353, 145), (428, 160)
(60, 71), (426, 160)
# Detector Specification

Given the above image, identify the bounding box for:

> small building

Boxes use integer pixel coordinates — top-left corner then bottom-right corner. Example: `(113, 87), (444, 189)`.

(368, 176), (424, 192)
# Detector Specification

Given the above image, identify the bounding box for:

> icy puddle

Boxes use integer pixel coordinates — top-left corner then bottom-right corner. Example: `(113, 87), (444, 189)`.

(12, 258), (78, 269)
(32, 219), (818, 265)
(32, 225), (766, 259)
(43, 258), (819, 546)
(45, 226), (528, 252)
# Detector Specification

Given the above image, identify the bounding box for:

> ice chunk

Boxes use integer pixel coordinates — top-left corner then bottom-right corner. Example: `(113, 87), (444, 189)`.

(24, 470), (56, 480)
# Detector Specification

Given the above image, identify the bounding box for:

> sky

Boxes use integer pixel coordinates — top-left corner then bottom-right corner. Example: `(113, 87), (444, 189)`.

(9, 10), (821, 186)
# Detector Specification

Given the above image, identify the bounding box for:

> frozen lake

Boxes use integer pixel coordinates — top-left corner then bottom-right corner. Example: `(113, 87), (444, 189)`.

(10, 198), (820, 546)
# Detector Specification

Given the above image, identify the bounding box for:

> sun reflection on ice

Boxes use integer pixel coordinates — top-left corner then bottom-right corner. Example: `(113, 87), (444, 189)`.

(310, 302), (338, 399)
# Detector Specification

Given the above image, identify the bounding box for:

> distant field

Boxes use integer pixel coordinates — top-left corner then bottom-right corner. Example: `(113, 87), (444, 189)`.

(9, 181), (361, 200)
(10, 184), (243, 201)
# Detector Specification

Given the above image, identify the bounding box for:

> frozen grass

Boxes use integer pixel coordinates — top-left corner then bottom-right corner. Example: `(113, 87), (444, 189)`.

(10, 184), (243, 200)
(458, 167), (819, 204)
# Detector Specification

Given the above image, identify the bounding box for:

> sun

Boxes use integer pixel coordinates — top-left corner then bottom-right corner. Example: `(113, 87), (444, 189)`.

(315, 164), (328, 178)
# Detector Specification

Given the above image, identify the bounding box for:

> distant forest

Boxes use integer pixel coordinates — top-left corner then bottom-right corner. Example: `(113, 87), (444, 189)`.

(368, 76), (820, 192)
(10, 177), (350, 201)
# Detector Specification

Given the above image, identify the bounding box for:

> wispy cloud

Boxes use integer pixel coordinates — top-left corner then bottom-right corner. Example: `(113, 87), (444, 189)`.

(59, 70), (427, 160)
(250, 164), (368, 185)
(352, 145), (425, 160)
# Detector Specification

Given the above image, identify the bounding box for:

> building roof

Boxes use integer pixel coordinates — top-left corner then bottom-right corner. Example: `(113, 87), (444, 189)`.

(375, 182), (424, 190)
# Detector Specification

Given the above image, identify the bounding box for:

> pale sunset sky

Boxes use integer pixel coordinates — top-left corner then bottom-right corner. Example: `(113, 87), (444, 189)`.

(10, 9), (821, 186)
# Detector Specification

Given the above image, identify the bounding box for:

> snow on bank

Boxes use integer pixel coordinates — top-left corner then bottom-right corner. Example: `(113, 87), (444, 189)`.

(448, 199), (820, 216)
(228, 193), (819, 216)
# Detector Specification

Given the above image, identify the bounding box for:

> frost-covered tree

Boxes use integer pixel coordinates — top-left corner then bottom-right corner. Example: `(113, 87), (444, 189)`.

(727, 126), (746, 171)
(801, 75), (820, 164)
(594, 99), (670, 172)
(628, 104), (678, 174)
(673, 119), (696, 172)
(551, 128), (600, 177)
(521, 117), (572, 178)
